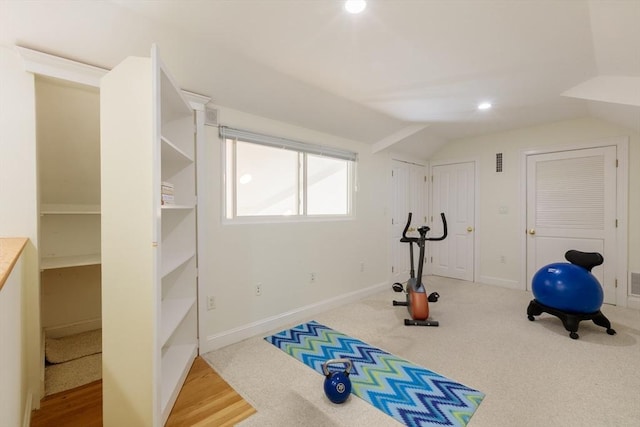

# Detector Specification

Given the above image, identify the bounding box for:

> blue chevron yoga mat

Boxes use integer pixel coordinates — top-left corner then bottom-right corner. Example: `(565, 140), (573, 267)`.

(265, 321), (484, 427)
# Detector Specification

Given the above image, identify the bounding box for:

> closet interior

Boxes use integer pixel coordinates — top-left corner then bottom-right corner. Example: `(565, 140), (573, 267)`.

(36, 75), (103, 395)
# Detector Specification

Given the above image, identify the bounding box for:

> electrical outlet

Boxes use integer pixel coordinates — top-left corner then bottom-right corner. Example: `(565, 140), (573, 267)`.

(500, 255), (506, 263)
(256, 283), (262, 296)
(310, 272), (316, 283)
(360, 262), (365, 272)
(207, 296), (216, 310)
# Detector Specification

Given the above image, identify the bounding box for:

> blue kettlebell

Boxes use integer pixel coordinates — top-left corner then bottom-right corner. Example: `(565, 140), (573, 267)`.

(322, 358), (352, 404)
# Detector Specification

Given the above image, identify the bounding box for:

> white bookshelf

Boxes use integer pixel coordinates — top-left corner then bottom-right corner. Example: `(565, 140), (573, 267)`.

(101, 45), (199, 426)
(160, 297), (196, 347)
(160, 343), (198, 421)
(161, 136), (192, 164)
(161, 251), (196, 279)
(161, 204), (195, 210)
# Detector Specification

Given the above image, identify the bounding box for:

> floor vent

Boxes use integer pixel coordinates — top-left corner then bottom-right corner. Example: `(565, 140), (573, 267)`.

(631, 272), (640, 296)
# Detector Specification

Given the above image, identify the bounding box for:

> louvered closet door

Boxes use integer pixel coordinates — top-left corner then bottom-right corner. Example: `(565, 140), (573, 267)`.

(526, 146), (617, 304)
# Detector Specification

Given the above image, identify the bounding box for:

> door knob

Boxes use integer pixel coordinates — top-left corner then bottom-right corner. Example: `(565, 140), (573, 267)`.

(528, 229), (536, 235)
(467, 226), (473, 232)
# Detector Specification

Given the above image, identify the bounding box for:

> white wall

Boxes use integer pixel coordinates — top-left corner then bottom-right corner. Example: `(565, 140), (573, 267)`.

(198, 107), (392, 351)
(430, 117), (639, 303)
(0, 253), (25, 427)
(0, 45), (42, 413)
(36, 77), (101, 206)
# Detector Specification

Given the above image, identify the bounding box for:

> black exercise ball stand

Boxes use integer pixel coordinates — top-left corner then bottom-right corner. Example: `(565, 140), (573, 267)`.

(527, 299), (616, 340)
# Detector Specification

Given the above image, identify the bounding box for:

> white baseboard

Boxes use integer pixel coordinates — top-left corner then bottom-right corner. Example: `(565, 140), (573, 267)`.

(478, 275), (523, 290)
(626, 295), (640, 310)
(200, 281), (388, 353)
(43, 318), (102, 338)
(477, 276), (640, 310)
(22, 391), (32, 427)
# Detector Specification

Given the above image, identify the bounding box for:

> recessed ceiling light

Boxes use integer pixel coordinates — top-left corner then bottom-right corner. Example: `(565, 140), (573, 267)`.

(345, 0), (367, 14)
(478, 102), (492, 110)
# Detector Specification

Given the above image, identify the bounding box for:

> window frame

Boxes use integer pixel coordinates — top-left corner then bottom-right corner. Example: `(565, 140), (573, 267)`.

(221, 127), (357, 223)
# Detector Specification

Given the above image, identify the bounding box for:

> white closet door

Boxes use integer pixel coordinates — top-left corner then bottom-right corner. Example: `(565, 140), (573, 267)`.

(526, 146), (617, 304)
(431, 162), (475, 281)
(390, 161), (426, 284)
(391, 162), (409, 283)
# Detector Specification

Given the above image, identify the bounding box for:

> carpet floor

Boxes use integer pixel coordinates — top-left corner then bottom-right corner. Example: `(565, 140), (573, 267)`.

(45, 328), (102, 396)
(203, 277), (640, 427)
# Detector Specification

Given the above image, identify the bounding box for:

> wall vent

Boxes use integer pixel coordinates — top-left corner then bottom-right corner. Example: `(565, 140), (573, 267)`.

(631, 272), (640, 296)
(205, 107), (218, 127)
(496, 153), (503, 172)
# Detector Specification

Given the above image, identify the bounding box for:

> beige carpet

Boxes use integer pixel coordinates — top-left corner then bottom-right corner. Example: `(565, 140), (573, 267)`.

(203, 277), (640, 427)
(45, 328), (102, 395)
(45, 353), (101, 396)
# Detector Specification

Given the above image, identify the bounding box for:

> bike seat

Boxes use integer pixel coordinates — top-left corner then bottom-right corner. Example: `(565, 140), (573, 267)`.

(565, 250), (603, 272)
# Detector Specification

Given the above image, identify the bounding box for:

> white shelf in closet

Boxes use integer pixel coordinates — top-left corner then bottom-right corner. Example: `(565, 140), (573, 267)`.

(40, 253), (101, 270)
(39, 204), (101, 269)
(40, 204), (101, 215)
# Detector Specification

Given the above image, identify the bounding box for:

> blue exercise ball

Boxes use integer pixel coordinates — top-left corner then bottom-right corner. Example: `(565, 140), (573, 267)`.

(532, 262), (603, 313)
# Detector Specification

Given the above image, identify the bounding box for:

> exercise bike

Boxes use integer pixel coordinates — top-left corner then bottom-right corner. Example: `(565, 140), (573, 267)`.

(392, 212), (447, 326)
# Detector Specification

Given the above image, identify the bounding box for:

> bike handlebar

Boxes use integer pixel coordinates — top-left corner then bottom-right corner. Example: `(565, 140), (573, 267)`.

(428, 213), (447, 241)
(401, 213), (414, 242)
(400, 212), (447, 242)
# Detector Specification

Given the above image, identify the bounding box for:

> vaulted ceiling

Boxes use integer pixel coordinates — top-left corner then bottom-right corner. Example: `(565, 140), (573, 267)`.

(2, 0), (639, 159)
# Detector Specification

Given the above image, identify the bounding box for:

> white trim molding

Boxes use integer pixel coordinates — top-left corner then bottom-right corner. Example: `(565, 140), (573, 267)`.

(43, 317), (102, 339)
(478, 275), (521, 290)
(182, 90), (211, 111)
(16, 46), (107, 87)
(22, 391), (33, 427)
(15, 46), (210, 106)
(200, 281), (388, 353)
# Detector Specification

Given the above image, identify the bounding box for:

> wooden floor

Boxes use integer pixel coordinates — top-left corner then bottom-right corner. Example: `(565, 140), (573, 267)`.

(30, 379), (102, 427)
(166, 357), (256, 426)
(30, 356), (256, 427)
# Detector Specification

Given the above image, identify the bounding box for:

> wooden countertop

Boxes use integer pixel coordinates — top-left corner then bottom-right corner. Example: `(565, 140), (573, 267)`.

(0, 238), (28, 291)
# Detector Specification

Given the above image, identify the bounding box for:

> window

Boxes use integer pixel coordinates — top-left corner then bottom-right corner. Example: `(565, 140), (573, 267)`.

(221, 127), (356, 220)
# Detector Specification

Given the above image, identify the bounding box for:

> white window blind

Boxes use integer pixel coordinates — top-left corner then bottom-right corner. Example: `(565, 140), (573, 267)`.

(221, 126), (356, 219)
(219, 126), (357, 162)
